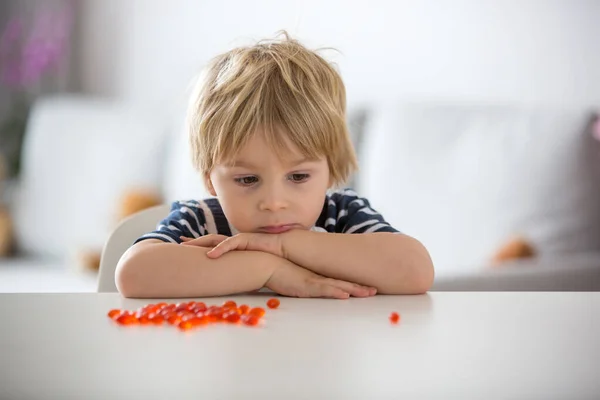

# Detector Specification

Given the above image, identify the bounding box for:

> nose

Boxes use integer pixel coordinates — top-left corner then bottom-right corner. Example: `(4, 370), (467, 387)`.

(258, 184), (288, 212)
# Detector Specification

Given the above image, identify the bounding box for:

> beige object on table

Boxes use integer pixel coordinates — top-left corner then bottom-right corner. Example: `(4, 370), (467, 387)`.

(0, 207), (13, 256)
(0, 154), (14, 257)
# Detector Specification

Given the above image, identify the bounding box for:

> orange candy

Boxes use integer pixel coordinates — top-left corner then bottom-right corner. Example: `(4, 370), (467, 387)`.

(266, 298), (280, 309)
(225, 312), (241, 323)
(241, 314), (260, 326)
(178, 312), (194, 321)
(192, 304), (207, 313)
(389, 312), (400, 324)
(238, 305), (250, 315)
(205, 306), (224, 321)
(160, 305), (176, 317)
(188, 317), (205, 327)
(223, 300), (237, 309)
(116, 313), (137, 325)
(174, 303), (188, 312)
(249, 307), (265, 318)
(178, 320), (194, 331)
(107, 309), (121, 319)
(143, 304), (160, 314)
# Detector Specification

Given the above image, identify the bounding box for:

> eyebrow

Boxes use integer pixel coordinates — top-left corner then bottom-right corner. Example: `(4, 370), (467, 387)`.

(227, 157), (315, 169)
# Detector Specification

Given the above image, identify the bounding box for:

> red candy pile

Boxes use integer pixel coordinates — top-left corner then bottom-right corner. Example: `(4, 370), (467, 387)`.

(107, 298), (280, 331)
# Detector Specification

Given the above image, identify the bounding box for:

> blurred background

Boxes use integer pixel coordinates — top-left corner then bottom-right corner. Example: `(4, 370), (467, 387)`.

(1, 0), (599, 292)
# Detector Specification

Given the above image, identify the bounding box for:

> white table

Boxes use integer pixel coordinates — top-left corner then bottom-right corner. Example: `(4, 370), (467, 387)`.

(0, 292), (598, 399)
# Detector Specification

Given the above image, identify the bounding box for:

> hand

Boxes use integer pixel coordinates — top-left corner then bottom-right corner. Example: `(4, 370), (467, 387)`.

(265, 260), (377, 299)
(180, 233), (284, 259)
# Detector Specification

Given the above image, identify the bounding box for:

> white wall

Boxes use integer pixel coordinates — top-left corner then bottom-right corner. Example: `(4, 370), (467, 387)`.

(78, 0), (600, 114)
(78, 0), (133, 98)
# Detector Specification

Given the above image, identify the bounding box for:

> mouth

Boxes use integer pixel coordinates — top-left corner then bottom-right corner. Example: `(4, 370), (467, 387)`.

(259, 224), (299, 234)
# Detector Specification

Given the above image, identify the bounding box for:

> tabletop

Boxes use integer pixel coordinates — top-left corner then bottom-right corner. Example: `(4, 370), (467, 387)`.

(0, 292), (598, 399)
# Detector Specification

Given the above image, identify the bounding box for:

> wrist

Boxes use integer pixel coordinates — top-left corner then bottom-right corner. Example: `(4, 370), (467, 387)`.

(279, 228), (306, 259)
(281, 228), (321, 261)
(252, 250), (284, 285)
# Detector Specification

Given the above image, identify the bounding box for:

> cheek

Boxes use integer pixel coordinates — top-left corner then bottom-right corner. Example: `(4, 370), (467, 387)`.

(299, 193), (327, 220)
(219, 198), (255, 229)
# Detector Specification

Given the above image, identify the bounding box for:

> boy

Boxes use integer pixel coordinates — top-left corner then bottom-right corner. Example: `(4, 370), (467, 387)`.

(116, 32), (434, 299)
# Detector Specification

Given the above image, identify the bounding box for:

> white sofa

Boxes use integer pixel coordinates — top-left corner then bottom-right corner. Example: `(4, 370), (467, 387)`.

(358, 102), (600, 290)
(1, 96), (174, 292)
(1, 95), (599, 292)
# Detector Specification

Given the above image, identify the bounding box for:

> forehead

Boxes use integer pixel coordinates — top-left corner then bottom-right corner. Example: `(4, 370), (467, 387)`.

(221, 127), (322, 167)
(223, 149), (317, 169)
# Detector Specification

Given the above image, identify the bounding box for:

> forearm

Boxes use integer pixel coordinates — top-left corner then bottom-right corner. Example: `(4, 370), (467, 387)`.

(115, 242), (277, 298)
(281, 231), (434, 294)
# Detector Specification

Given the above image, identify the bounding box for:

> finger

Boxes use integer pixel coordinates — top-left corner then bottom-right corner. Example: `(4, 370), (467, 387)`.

(180, 235), (225, 247)
(206, 237), (239, 258)
(353, 284), (377, 296)
(311, 283), (350, 299)
(345, 282), (377, 296)
(325, 279), (374, 298)
(180, 236), (215, 246)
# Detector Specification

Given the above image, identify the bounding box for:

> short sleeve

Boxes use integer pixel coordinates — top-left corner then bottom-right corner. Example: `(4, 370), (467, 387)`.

(334, 190), (400, 234)
(134, 201), (208, 245)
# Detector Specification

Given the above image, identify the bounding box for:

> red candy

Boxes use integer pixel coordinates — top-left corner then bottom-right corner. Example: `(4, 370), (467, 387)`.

(241, 314), (260, 326)
(192, 304), (207, 313)
(266, 298), (280, 309)
(223, 300), (237, 309)
(389, 312), (400, 324)
(225, 312), (241, 323)
(116, 313), (137, 325)
(249, 307), (265, 318)
(178, 320), (194, 331)
(174, 303), (188, 312)
(238, 305), (250, 315)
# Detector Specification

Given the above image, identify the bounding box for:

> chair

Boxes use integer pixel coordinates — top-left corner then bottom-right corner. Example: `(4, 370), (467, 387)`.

(97, 204), (171, 292)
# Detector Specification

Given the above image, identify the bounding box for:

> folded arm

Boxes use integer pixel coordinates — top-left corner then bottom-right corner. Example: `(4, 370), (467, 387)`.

(280, 230), (434, 294)
(115, 239), (276, 298)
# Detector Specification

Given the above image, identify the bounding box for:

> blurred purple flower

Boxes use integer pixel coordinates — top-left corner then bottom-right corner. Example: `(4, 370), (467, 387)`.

(0, 3), (73, 91)
(0, 18), (22, 53)
(1, 62), (21, 87)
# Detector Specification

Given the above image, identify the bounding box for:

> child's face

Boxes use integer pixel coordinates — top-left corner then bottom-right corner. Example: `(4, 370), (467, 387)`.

(207, 131), (331, 234)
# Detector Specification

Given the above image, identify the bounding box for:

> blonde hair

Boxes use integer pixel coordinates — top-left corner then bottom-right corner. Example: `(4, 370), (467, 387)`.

(187, 31), (358, 187)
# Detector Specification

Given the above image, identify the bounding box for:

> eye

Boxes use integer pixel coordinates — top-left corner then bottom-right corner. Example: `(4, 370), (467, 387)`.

(289, 173), (310, 183)
(234, 176), (259, 186)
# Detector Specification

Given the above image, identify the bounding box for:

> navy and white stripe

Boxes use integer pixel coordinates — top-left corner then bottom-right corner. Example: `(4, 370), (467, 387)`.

(134, 188), (399, 245)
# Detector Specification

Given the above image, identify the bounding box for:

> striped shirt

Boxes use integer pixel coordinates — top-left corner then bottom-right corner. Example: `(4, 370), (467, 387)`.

(135, 188), (399, 244)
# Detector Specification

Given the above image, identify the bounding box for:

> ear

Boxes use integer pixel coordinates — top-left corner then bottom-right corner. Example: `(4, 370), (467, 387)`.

(204, 173), (217, 196)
